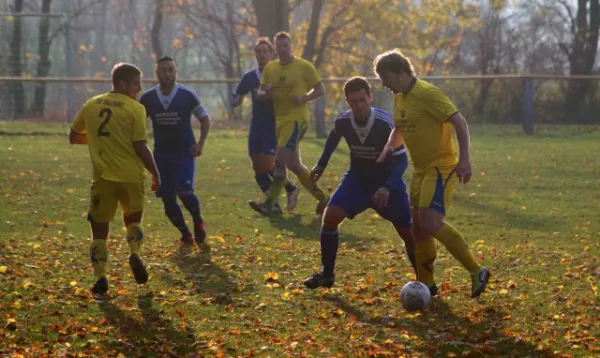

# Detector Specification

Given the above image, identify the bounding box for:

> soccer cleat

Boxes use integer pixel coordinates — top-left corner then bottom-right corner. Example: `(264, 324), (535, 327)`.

(129, 253), (148, 284)
(470, 267), (491, 298)
(315, 198), (328, 216)
(194, 222), (207, 246)
(249, 200), (277, 216)
(286, 187), (300, 211)
(303, 271), (335, 289)
(91, 277), (108, 295)
(180, 233), (194, 245)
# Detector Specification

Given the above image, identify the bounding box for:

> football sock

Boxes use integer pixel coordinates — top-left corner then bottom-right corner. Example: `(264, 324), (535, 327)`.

(126, 223), (144, 255)
(90, 239), (108, 279)
(162, 196), (190, 235)
(297, 168), (328, 203)
(265, 176), (285, 209)
(321, 229), (339, 277)
(415, 237), (437, 287)
(179, 193), (203, 225)
(255, 172), (272, 193)
(434, 221), (482, 273)
(284, 179), (297, 193)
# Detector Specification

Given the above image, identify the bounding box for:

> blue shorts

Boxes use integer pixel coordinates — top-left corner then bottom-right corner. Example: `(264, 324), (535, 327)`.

(248, 122), (276, 156)
(153, 150), (196, 198)
(328, 173), (412, 227)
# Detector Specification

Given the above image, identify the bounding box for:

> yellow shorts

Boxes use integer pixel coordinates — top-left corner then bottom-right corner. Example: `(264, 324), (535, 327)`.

(276, 120), (308, 151)
(410, 166), (457, 215)
(88, 178), (145, 223)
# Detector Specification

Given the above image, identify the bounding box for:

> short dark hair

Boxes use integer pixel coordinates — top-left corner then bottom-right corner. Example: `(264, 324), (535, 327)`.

(274, 31), (291, 43)
(255, 37), (274, 52)
(156, 56), (175, 64)
(344, 76), (371, 97)
(373, 49), (416, 77)
(111, 62), (142, 86)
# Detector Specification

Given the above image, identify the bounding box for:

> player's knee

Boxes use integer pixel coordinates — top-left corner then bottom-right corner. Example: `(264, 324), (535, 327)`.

(418, 218), (442, 238)
(123, 211), (143, 227)
(161, 196), (178, 210)
(322, 206), (345, 230)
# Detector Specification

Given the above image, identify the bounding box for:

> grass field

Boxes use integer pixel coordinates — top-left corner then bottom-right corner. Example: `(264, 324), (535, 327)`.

(1, 122), (599, 357)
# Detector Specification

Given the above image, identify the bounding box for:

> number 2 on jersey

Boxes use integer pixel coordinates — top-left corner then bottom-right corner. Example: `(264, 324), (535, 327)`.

(97, 108), (112, 136)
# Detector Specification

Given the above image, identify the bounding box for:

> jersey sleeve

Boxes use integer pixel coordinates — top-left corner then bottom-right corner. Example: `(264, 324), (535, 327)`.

(304, 61), (321, 88)
(130, 104), (148, 143)
(71, 101), (89, 134)
(235, 73), (251, 96)
(423, 86), (458, 122)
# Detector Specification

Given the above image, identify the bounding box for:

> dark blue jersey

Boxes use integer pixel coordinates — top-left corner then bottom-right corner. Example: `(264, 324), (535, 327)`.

(140, 83), (208, 152)
(234, 67), (275, 130)
(317, 107), (407, 190)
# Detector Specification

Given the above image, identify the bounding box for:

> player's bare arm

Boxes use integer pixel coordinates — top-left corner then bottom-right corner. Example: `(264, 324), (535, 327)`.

(376, 127), (404, 162)
(293, 82), (325, 105)
(257, 84), (272, 101)
(69, 130), (88, 145)
(133, 140), (161, 192)
(448, 113), (472, 184)
(191, 115), (211, 157)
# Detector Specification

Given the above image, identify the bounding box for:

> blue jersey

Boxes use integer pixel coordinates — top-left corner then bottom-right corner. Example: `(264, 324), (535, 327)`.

(140, 83), (208, 152)
(234, 67), (275, 130)
(317, 107), (407, 189)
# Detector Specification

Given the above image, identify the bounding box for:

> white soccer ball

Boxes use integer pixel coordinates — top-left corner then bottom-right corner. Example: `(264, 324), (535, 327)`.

(400, 281), (432, 312)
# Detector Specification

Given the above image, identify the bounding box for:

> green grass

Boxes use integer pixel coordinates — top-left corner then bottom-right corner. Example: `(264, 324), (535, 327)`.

(1, 122), (599, 357)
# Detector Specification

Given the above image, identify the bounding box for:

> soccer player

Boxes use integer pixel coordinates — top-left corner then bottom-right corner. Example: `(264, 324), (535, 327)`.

(373, 49), (490, 298)
(140, 56), (210, 247)
(69, 62), (160, 295)
(303, 76), (416, 289)
(248, 31), (329, 216)
(232, 37), (300, 212)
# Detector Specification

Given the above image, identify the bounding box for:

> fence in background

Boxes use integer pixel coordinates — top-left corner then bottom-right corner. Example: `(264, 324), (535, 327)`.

(1, 75), (600, 135)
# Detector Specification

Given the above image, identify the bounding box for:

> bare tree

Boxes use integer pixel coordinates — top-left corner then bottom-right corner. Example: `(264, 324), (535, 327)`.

(30, 0), (52, 116)
(151, 0), (164, 59)
(252, 0), (290, 39)
(9, 0), (25, 117)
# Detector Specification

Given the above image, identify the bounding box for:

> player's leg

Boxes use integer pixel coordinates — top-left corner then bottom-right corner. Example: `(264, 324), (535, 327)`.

(119, 181), (148, 285)
(418, 167), (490, 298)
(283, 121), (329, 214)
(155, 151), (192, 242)
(87, 179), (119, 294)
(375, 188), (417, 272)
(176, 154), (207, 246)
(304, 174), (369, 289)
(410, 170), (438, 294)
(261, 128), (300, 211)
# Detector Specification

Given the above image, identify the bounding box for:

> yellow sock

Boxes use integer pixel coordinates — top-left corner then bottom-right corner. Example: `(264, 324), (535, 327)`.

(126, 223), (144, 255)
(90, 239), (108, 279)
(434, 221), (481, 273)
(415, 237), (437, 287)
(296, 167), (328, 203)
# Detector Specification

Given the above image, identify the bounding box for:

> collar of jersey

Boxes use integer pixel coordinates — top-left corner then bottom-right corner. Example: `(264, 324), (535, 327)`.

(155, 83), (180, 110)
(402, 77), (418, 96)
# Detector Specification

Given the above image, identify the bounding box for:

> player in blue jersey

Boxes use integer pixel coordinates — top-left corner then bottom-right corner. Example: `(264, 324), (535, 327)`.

(139, 56), (211, 247)
(303, 76), (416, 289)
(232, 37), (299, 212)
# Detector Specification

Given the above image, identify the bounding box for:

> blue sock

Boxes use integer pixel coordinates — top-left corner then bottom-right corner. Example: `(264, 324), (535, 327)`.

(162, 196), (189, 236)
(179, 194), (203, 225)
(284, 179), (297, 193)
(255, 173), (272, 193)
(320, 229), (339, 277)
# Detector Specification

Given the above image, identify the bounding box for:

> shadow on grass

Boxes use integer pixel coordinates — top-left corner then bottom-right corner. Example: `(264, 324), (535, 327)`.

(97, 292), (196, 357)
(324, 295), (549, 357)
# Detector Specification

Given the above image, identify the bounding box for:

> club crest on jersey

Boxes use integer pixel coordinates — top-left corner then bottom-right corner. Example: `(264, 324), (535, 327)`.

(279, 75), (286, 82)
(400, 109), (406, 119)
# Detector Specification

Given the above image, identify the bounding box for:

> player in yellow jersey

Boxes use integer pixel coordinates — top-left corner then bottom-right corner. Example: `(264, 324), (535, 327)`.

(248, 31), (330, 216)
(373, 49), (490, 298)
(69, 63), (161, 295)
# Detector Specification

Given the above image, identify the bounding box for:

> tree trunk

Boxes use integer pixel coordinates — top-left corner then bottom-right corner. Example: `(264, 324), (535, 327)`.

(9, 0), (25, 118)
(252, 0), (289, 39)
(151, 0), (164, 59)
(31, 0), (53, 116)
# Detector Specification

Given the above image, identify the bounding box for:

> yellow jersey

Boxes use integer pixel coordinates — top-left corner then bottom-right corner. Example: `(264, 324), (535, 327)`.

(261, 57), (321, 123)
(394, 79), (458, 171)
(71, 92), (147, 183)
